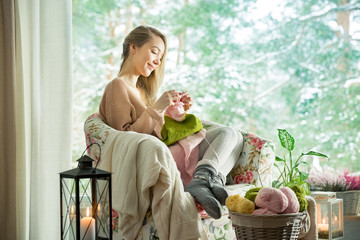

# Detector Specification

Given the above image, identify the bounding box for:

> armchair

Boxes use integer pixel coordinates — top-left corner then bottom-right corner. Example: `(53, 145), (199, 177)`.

(84, 113), (276, 239)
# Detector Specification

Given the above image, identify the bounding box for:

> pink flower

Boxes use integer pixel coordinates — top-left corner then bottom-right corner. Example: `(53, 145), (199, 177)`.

(86, 113), (100, 121)
(247, 134), (256, 140)
(234, 174), (247, 184)
(246, 171), (254, 183)
(111, 209), (119, 231)
(251, 138), (265, 151)
(194, 199), (208, 218)
(112, 209), (118, 219)
(344, 171), (360, 190)
(165, 101), (186, 122)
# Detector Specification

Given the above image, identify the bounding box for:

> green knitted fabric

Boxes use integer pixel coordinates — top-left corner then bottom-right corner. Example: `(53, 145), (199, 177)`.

(291, 185), (308, 212)
(161, 114), (203, 146)
(244, 187), (263, 203)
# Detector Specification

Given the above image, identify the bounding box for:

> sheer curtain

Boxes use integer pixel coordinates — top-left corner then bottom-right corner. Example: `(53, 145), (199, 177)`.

(0, 0), (72, 239)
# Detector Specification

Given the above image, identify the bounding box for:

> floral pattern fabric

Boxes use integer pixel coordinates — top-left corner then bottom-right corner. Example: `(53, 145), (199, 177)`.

(201, 121), (275, 188)
(84, 114), (275, 240)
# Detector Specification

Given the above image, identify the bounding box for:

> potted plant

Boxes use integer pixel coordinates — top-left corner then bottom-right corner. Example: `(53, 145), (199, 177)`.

(226, 129), (323, 240)
(308, 169), (360, 215)
(272, 129), (329, 194)
(307, 169), (348, 192)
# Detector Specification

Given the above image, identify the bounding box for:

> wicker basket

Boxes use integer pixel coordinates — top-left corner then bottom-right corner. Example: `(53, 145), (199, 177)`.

(336, 190), (360, 215)
(229, 211), (307, 240)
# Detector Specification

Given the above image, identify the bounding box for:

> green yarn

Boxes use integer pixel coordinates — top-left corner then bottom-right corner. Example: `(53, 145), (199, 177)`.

(244, 187), (263, 203)
(290, 185), (308, 212)
(161, 114), (203, 146)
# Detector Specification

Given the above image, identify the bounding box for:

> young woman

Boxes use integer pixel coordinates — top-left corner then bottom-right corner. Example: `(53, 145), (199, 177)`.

(99, 25), (244, 219)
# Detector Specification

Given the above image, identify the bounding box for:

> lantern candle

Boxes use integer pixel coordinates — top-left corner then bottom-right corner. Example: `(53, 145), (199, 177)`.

(318, 218), (329, 232)
(60, 144), (112, 240)
(97, 203), (102, 219)
(311, 191), (344, 239)
(80, 207), (95, 240)
(70, 205), (75, 220)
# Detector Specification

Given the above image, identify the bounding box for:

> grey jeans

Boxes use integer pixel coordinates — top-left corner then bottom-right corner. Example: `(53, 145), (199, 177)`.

(196, 122), (244, 178)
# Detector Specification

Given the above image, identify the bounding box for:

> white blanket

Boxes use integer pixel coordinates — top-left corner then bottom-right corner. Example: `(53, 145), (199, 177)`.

(98, 130), (206, 240)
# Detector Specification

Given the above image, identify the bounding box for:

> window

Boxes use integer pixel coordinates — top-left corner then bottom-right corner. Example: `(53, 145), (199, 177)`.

(72, 0), (360, 171)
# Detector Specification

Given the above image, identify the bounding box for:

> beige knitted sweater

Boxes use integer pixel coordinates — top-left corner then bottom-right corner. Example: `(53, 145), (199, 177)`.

(99, 78), (164, 138)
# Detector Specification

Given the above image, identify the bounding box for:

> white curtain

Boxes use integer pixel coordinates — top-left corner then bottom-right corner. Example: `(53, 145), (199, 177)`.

(0, 0), (73, 239)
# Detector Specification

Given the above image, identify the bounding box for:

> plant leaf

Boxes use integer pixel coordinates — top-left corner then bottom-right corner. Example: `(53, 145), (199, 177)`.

(275, 156), (285, 162)
(277, 129), (294, 151)
(298, 169), (309, 181)
(272, 180), (282, 188)
(301, 181), (311, 195)
(294, 161), (310, 169)
(303, 151), (329, 159)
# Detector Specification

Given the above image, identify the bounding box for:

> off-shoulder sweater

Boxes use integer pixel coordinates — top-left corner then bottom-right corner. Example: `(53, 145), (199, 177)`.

(99, 78), (164, 138)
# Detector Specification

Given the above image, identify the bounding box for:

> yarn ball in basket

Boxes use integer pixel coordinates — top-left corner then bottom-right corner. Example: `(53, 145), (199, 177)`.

(244, 187), (263, 203)
(255, 187), (288, 214)
(252, 208), (277, 215)
(280, 187), (300, 213)
(226, 194), (255, 214)
(290, 185), (308, 212)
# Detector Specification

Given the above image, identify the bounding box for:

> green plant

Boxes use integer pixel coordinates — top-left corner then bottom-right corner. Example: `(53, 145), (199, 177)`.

(272, 129), (329, 194)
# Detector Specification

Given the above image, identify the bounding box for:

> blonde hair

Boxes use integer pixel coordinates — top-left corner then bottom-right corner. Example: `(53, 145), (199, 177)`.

(118, 25), (167, 106)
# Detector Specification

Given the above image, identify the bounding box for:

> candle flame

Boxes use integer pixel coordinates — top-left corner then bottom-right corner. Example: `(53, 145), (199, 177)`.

(98, 204), (101, 211)
(86, 207), (90, 217)
(322, 218), (325, 224)
(71, 205), (75, 214)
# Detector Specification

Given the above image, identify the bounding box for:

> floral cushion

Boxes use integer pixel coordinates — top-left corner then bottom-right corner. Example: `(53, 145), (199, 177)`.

(227, 132), (275, 187)
(84, 114), (276, 240)
(200, 120), (275, 188)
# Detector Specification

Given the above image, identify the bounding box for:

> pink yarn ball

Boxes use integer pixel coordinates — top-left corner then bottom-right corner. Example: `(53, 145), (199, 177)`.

(255, 188), (288, 213)
(165, 101), (186, 122)
(280, 187), (300, 213)
(252, 208), (277, 215)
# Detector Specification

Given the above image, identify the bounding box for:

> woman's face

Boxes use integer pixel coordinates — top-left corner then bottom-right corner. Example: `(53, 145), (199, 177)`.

(132, 35), (165, 77)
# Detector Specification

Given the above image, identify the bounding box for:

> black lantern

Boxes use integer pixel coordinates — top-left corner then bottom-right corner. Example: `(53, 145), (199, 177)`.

(60, 143), (112, 240)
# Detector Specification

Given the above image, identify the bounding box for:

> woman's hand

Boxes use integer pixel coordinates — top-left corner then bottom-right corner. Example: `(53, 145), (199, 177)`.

(179, 91), (193, 111)
(153, 90), (180, 112)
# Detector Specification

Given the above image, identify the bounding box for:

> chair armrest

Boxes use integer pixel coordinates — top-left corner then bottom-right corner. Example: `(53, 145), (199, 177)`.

(299, 196), (318, 240)
(83, 113), (114, 159)
(83, 113), (162, 162)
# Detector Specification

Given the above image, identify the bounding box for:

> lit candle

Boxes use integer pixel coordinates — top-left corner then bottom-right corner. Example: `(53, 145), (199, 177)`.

(70, 205), (75, 220)
(332, 215), (338, 224)
(318, 218), (329, 232)
(97, 204), (102, 218)
(80, 207), (95, 240)
(332, 215), (339, 230)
